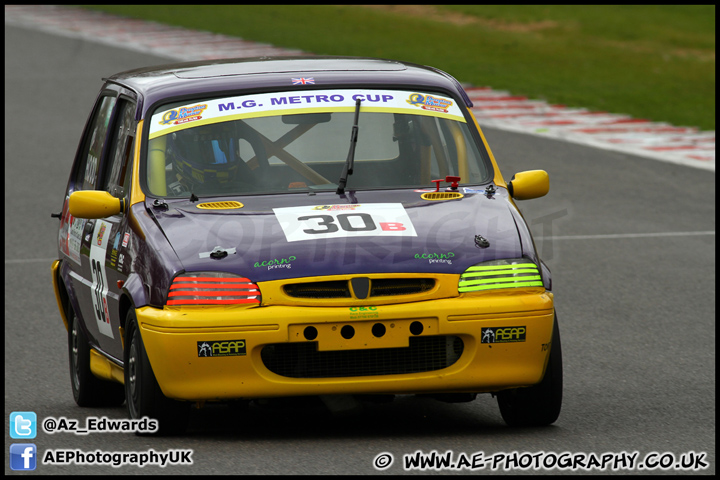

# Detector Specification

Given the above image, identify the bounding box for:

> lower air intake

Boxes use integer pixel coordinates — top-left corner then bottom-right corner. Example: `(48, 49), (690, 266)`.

(261, 335), (464, 378)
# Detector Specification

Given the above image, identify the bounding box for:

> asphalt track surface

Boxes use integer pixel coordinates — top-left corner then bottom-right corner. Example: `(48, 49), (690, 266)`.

(4, 24), (715, 475)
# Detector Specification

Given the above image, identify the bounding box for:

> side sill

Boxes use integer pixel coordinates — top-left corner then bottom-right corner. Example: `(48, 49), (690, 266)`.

(90, 349), (124, 385)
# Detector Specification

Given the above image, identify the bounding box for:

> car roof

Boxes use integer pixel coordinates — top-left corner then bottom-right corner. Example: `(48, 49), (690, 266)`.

(103, 56), (473, 118)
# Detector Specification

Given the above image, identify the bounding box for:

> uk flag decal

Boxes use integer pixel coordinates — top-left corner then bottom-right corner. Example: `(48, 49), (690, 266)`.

(292, 77), (315, 85)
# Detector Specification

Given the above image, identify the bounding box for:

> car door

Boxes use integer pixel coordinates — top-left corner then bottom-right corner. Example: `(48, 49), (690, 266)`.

(94, 97), (137, 361)
(62, 91), (137, 362)
(61, 92), (117, 358)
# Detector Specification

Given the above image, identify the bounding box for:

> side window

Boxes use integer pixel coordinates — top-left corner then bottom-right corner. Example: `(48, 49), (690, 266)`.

(76, 95), (117, 191)
(103, 100), (136, 199)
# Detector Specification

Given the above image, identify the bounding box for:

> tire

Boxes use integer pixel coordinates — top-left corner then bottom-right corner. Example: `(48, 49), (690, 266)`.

(497, 313), (563, 427)
(124, 309), (190, 435)
(68, 308), (125, 407)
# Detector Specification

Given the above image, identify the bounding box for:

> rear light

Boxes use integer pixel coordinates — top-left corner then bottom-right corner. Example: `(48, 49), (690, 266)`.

(167, 272), (261, 306)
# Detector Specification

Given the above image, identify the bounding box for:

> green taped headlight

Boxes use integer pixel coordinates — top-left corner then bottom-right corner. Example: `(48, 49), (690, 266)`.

(459, 258), (543, 293)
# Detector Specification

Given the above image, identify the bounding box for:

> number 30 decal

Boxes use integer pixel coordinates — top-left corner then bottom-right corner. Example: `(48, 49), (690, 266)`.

(274, 204), (417, 242)
(299, 213), (376, 234)
(89, 220), (114, 338)
(91, 259), (108, 324)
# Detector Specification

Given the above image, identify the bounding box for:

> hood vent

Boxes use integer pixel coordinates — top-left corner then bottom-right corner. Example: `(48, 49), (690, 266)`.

(196, 201), (244, 210)
(421, 192), (463, 201)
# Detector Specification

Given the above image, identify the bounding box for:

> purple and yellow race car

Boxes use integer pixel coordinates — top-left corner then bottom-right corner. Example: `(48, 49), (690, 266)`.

(52, 56), (561, 433)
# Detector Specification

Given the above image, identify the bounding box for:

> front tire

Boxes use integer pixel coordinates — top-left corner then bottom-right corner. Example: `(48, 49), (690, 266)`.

(68, 308), (125, 407)
(124, 310), (190, 435)
(497, 313), (563, 426)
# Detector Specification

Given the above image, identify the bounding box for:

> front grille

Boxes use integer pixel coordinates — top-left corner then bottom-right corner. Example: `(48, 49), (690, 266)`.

(283, 278), (435, 299)
(284, 280), (351, 299)
(370, 278), (435, 297)
(261, 335), (464, 378)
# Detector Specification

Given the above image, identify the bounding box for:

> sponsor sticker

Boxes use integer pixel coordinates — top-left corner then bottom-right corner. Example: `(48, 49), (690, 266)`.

(273, 203), (417, 242)
(349, 306), (379, 320)
(159, 103), (208, 126)
(96, 223), (107, 246)
(66, 215), (85, 265)
(481, 326), (526, 343)
(109, 233), (121, 267)
(149, 89), (465, 139)
(407, 93), (454, 114)
(197, 340), (247, 357)
(414, 252), (454, 265)
(254, 256), (297, 270)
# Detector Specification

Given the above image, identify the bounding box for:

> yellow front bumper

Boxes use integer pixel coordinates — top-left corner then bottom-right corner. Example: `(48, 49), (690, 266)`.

(137, 291), (555, 401)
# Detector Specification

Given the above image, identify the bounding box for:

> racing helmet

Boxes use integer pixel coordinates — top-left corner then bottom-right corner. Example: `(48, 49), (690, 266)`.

(167, 122), (241, 192)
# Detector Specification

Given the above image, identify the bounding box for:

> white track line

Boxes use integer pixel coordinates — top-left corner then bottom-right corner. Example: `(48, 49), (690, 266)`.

(541, 231), (715, 241)
(5, 4), (715, 172)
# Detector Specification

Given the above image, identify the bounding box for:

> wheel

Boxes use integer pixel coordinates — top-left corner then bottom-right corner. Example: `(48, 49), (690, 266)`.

(124, 309), (190, 435)
(67, 307), (125, 407)
(497, 313), (563, 426)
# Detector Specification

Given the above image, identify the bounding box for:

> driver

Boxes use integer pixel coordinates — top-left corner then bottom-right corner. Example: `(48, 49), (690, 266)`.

(166, 123), (243, 196)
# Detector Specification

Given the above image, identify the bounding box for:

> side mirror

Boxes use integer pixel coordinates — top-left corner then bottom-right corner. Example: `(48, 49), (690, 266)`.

(68, 190), (125, 219)
(507, 170), (549, 200)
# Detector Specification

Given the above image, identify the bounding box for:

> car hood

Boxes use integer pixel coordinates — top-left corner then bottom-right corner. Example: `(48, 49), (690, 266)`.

(148, 189), (526, 282)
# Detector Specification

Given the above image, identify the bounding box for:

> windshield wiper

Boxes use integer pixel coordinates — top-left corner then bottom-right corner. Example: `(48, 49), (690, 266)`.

(336, 98), (362, 195)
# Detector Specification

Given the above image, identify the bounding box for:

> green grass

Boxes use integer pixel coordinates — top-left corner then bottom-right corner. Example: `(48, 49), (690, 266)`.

(81, 5), (715, 130)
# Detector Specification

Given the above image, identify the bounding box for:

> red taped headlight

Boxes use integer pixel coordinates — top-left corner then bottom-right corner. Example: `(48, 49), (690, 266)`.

(167, 272), (261, 306)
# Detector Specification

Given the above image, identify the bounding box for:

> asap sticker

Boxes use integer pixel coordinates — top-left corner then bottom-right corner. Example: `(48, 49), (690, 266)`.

(273, 203), (417, 242)
(481, 326), (526, 343)
(197, 340), (246, 357)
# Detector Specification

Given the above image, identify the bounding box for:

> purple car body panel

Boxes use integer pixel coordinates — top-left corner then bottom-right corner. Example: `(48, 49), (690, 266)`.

(147, 189), (526, 285)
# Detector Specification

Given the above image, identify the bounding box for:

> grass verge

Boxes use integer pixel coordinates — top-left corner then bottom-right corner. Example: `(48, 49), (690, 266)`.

(81, 5), (715, 130)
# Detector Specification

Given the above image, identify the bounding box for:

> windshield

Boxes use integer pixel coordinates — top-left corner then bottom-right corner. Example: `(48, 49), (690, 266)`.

(144, 89), (491, 197)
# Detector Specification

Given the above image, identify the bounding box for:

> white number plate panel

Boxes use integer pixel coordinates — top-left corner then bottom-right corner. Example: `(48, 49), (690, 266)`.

(273, 203), (417, 242)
